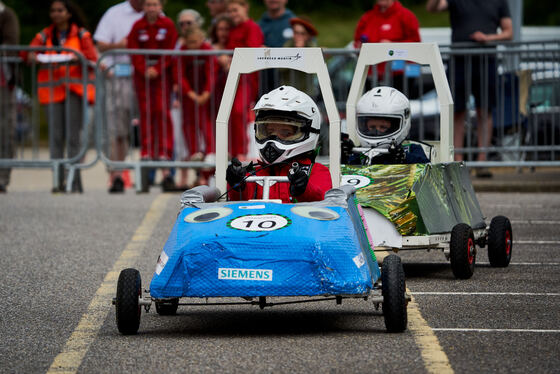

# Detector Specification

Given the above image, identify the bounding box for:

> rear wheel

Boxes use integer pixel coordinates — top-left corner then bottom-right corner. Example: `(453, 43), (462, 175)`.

(450, 223), (475, 279)
(155, 298), (179, 315)
(115, 268), (141, 335)
(488, 216), (513, 267)
(382, 254), (407, 332)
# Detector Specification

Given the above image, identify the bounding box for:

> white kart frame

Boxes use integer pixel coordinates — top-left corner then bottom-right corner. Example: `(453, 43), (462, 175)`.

(345, 43), (487, 254)
(215, 48), (342, 194)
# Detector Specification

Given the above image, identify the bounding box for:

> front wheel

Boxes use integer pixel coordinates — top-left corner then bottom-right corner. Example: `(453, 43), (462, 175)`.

(115, 268), (142, 335)
(488, 216), (513, 267)
(450, 223), (476, 279)
(382, 254), (407, 333)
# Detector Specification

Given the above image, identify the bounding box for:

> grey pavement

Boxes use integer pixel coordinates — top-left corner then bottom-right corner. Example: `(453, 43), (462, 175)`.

(470, 167), (560, 192)
(1, 189), (559, 373)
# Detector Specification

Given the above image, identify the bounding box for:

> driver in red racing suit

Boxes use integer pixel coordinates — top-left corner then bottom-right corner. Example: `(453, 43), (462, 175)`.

(227, 86), (332, 203)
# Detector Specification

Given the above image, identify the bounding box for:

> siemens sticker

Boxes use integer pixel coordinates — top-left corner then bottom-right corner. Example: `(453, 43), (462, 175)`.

(218, 268), (273, 281)
(227, 214), (291, 232)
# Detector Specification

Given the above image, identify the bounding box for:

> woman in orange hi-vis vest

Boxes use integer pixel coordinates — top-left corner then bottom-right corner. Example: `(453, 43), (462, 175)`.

(25, 0), (97, 193)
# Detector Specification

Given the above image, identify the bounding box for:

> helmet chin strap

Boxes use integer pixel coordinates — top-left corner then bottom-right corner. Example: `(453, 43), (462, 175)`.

(261, 142), (285, 164)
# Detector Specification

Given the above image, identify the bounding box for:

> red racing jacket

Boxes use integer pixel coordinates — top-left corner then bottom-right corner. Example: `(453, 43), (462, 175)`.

(354, 1), (420, 78)
(128, 14), (177, 78)
(228, 157), (332, 204)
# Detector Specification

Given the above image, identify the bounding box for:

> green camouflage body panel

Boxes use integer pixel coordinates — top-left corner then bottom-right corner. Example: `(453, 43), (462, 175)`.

(341, 162), (485, 235)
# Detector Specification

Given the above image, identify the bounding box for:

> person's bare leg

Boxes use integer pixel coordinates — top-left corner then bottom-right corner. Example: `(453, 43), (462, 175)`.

(454, 111), (466, 161)
(476, 108), (493, 162)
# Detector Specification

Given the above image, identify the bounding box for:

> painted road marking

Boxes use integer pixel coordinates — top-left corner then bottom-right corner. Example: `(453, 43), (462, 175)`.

(408, 295), (453, 374)
(513, 240), (560, 244)
(376, 251), (453, 374)
(432, 328), (560, 333)
(412, 292), (560, 296)
(478, 261), (560, 266)
(47, 194), (172, 374)
(511, 220), (560, 225)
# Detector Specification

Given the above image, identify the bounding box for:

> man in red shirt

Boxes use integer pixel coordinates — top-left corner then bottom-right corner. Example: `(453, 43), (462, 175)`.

(354, 0), (420, 86)
(227, 86), (332, 203)
(128, 0), (177, 166)
(225, 0), (264, 160)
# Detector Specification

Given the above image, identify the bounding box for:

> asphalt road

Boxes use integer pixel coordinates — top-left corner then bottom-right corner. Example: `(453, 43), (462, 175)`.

(1, 190), (559, 373)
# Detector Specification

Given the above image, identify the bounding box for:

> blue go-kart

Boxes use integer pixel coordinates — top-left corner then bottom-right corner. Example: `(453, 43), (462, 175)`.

(113, 48), (408, 335)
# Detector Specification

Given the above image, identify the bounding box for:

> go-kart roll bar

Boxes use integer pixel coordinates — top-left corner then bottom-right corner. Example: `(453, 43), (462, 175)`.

(345, 43), (453, 163)
(245, 175), (289, 200)
(215, 48), (341, 194)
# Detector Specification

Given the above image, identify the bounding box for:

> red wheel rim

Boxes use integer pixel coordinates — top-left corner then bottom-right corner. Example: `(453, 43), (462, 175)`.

(505, 230), (512, 256)
(467, 238), (474, 264)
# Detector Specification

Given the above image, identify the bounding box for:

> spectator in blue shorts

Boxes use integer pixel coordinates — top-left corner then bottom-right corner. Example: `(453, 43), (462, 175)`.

(427, 0), (513, 173)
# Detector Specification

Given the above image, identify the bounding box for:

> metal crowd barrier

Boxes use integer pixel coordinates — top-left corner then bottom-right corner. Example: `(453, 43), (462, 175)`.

(2, 41), (559, 192)
(97, 48), (228, 192)
(0, 45), (95, 192)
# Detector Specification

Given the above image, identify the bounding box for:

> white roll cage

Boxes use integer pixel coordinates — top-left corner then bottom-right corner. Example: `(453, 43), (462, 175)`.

(345, 43), (454, 163)
(214, 48), (341, 194)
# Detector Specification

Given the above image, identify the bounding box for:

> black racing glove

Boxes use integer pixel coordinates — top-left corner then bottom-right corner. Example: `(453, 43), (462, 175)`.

(341, 134), (355, 164)
(288, 162), (309, 197)
(226, 157), (247, 191)
(388, 143), (406, 164)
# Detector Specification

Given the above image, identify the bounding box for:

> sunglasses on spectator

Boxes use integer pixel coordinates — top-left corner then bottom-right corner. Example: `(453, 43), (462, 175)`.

(179, 20), (194, 26)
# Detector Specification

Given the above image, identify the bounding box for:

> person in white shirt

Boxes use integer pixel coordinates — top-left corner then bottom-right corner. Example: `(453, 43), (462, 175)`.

(94, 0), (143, 193)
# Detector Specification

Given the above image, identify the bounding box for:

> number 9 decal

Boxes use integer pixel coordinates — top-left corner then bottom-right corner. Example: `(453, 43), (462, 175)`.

(341, 175), (371, 189)
(227, 214), (291, 232)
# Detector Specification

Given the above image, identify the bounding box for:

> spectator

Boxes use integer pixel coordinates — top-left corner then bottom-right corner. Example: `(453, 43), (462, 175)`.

(226, 86), (332, 203)
(426, 0), (513, 172)
(128, 0), (177, 191)
(0, 1), (19, 193)
(206, 0), (227, 26)
(209, 14), (233, 121)
(258, 0), (295, 48)
(282, 16), (318, 97)
(176, 8), (204, 47)
(284, 16), (317, 48)
(258, 0), (295, 94)
(225, 0), (264, 161)
(171, 8), (205, 173)
(175, 27), (218, 188)
(354, 0), (420, 90)
(26, 0), (97, 193)
(94, 0), (143, 193)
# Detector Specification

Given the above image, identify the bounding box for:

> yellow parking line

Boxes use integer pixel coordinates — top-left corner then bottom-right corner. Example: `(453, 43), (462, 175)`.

(47, 194), (172, 374)
(376, 251), (453, 374)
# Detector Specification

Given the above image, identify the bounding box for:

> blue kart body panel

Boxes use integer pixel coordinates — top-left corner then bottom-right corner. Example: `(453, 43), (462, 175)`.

(150, 196), (380, 299)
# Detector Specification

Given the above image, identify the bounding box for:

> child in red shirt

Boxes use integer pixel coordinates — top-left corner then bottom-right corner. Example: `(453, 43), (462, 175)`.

(227, 86), (332, 203)
(176, 27), (218, 186)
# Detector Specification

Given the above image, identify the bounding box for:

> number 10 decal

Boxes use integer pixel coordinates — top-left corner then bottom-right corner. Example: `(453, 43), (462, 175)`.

(227, 214), (291, 232)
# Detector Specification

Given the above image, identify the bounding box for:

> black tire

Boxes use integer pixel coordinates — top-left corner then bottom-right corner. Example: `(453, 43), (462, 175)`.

(488, 216), (513, 267)
(155, 298), (179, 315)
(450, 223), (475, 279)
(115, 268), (142, 335)
(382, 254), (407, 332)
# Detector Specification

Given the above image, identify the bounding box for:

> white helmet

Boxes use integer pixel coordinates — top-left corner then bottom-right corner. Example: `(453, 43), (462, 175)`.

(355, 86), (411, 149)
(253, 86), (321, 164)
